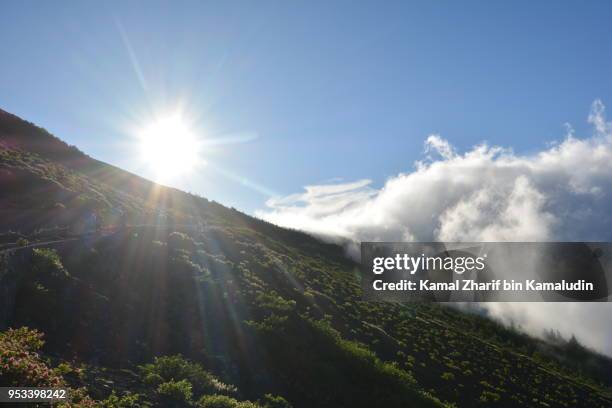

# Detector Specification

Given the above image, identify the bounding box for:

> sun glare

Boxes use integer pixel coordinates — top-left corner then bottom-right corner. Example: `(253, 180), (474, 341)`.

(138, 114), (201, 181)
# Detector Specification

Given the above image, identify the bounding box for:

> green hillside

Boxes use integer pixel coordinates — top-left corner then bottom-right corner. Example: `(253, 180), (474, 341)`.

(1, 109), (611, 407)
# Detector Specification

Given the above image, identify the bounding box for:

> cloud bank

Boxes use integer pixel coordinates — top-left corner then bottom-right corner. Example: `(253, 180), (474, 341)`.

(256, 100), (612, 355)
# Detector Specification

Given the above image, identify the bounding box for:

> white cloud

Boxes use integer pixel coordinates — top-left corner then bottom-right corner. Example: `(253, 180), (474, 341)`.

(424, 134), (457, 160)
(256, 100), (612, 355)
(437, 175), (555, 241)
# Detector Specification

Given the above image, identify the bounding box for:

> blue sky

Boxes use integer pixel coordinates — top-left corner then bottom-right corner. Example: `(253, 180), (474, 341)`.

(2, 1), (612, 213)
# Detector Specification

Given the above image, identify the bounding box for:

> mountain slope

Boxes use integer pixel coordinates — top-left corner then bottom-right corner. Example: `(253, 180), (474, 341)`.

(1, 109), (611, 407)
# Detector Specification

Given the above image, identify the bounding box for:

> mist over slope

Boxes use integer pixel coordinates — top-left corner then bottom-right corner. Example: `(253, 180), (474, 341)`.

(1, 109), (612, 407)
(258, 100), (612, 356)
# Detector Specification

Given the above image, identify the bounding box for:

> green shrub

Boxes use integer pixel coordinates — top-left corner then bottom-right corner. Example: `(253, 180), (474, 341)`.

(169, 253), (206, 278)
(102, 391), (141, 407)
(0, 326), (44, 350)
(441, 372), (455, 381)
(16, 237), (29, 247)
(197, 394), (259, 408)
(157, 379), (193, 405)
(168, 232), (195, 251)
(479, 390), (501, 403)
(259, 394), (292, 408)
(31, 248), (69, 279)
(54, 362), (73, 376)
(152, 240), (165, 249)
(143, 372), (164, 386)
(140, 355), (236, 397)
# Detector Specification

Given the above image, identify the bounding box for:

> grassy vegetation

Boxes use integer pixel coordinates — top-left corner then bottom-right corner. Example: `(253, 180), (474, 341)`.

(1, 109), (612, 407)
(2, 227), (610, 407)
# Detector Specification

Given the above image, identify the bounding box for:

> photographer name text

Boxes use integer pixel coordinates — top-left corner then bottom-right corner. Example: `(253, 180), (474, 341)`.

(372, 279), (594, 292)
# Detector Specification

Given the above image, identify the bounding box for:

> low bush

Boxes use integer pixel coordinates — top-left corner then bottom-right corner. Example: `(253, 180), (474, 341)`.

(102, 391), (142, 407)
(140, 355), (236, 397)
(197, 394), (258, 408)
(259, 394), (292, 408)
(31, 248), (69, 279)
(0, 327), (62, 387)
(168, 232), (195, 252)
(157, 379), (193, 406)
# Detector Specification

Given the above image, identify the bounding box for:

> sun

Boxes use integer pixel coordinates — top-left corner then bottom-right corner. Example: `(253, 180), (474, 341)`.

(138, 114), (201, 181)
